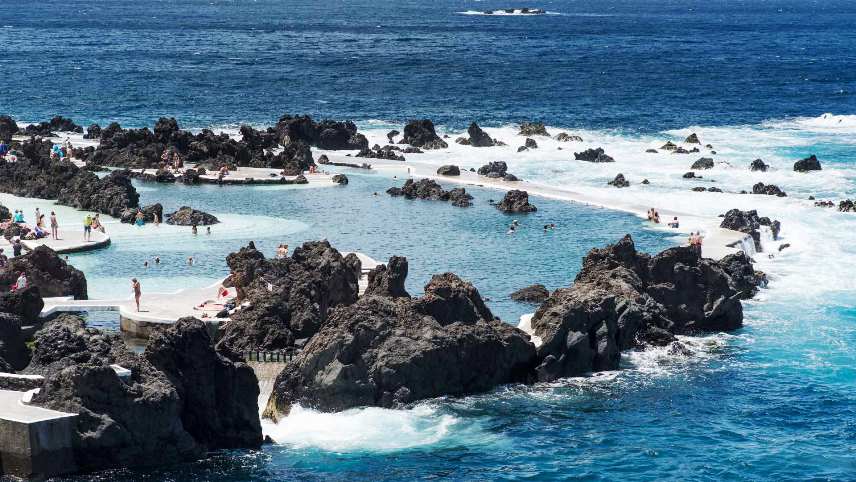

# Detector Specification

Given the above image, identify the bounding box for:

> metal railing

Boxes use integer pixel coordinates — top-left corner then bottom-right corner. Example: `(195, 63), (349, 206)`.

(244, 348), (298, 363)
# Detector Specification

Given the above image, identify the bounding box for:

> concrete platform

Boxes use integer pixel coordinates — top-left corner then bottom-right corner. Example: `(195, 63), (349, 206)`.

(21, 229), (111, 254)
(0, 389), (78, 479)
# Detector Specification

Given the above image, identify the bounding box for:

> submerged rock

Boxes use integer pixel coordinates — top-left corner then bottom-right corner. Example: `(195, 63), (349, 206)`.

(497, 189), (537, 213)
(531, 235), (750, 382)
(794, 154), (822, 172)
(691, 157), (714, 170)
(402, 119), (448, 149)
(555, 132), (583, 142)
(752, 182), (787, 197)
(165, 206), (220, 226)
(265, 270), (536, 415)
(519, 122), (549, 137)
(574, 147), (614, 163)
(332, 173), (349, 185)
(608, 173), (630, 188)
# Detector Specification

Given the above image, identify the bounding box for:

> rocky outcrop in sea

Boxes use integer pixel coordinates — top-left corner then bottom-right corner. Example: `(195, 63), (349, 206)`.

(165, 206), (220, 226)
(387, 178), (473, 207)
(574, 147), (614, 163)
(216, 241), (361, 355)
(530, 235), (757, 382)
(402, 119), (448, 149)
(264, 267), (536, 415)
(497, 189), (537, 213)
(720, 208), (781, 251)
(793, 154), (822, 172)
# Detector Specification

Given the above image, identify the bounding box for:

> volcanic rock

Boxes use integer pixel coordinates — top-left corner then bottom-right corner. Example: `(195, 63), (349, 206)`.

(519, 122), (549, 136)
(477, 161), (508, 178)
(608, 173), (630, 188)
(437, 164), (460, 176)
(555, 132), (583, 142)
(0, 246), (87, 299)
(691, 157), (714, 170)
(467, 122), (496, 147)
(165, 206), (220, 226)
(364, 256), (410, 298)
(510, 284), (550, 303)
(750, 158), (769, 171)
(752, 182), (787, 197)
(794, 155), (821, 172)
(496, 190), (537, 213)
(387, 179), (473, 207)
(402, 119), (448, 149)
(574, 147), (614, 163)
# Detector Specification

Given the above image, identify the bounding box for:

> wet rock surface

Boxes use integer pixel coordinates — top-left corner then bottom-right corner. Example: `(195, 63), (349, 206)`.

(165, 206), (220, 226)
(402, 119), (448, 149)
(519, 122), (549, 136)
(437, 164), (460, 176)
(387, 178), (473, 207)
(467, 122), (497, 147)
(530, 235), (753, 382)
(794, 154), (822, 172)
(265, 269), (536, 415)
(496, 189), (537, 213)
(574, 147), (614, 163)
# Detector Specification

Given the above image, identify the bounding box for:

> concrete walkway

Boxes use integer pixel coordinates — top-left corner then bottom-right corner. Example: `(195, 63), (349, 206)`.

(126, 166), (340, 187)
(39, 252), (381, 338)
(325, 154), (751, 260)
(20, 229), (111, 254)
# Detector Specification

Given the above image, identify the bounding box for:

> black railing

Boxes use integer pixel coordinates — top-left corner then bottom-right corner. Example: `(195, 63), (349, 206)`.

(245, 348), (298, 363)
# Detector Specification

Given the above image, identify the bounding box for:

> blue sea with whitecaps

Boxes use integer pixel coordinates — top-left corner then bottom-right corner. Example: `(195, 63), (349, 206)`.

(2, 0), (856, 480)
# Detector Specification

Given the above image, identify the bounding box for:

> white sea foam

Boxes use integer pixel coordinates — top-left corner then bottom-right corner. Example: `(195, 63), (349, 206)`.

(262, 403), (464, 452)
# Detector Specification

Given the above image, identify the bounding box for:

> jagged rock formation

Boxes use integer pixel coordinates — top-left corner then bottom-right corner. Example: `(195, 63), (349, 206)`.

(215, 241), (361, 355)
(0, 139), (139, 217)
(685, 133), (700, 144)
(555, 132), (583, 142)
(165, 206), (220, 226)
(719, 209), (781, 251)
(387, 179), (473, 207)
(574, 147), (614, 163)
(364, 256), (410, 298)
(265, 269), (536, 415)
(519, 122), (549, 136)
(691, 157), (714, 170)
(530, 235), (755, 382)
(793, 154), (821, 172)
(496, 190), (537, 213)
(402, 119), (448, 149)
(27, 316), (262, 473)
(752, 182), (787, 197)
(467, 122), (496, 147)
(750, 158), (769, 171)
(0, 246), (87, 299)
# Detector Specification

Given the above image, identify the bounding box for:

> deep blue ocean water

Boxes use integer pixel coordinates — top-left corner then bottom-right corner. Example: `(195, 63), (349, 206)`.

(3, 0), (856, 131)
(3, 1), (856, 480)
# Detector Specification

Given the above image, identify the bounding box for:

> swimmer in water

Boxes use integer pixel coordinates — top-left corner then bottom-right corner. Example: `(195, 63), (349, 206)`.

(187, 256), (194, 266)
(155, 256), (160, 264)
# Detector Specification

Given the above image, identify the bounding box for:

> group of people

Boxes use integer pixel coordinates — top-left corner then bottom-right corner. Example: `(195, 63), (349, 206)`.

(49, 138), (74, 161)
(2, 207), (60, 242)
(647, 208), (680, 228)
(161, 149), (184, 171)
(276, 243), (290, 258)
(688, 231), (704, 254)
(83, 213), (105, 241)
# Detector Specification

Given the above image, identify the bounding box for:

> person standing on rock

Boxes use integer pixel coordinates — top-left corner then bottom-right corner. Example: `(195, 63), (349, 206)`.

(12, 272), (28, 291)
(12, 238), (23, 257)
(131, 278), (141, 312)
(50, 211), (59, 240)
(83, 214), (93, 241)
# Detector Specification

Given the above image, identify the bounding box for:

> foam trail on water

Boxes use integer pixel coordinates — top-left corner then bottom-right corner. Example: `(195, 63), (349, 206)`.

(262, 404), (465, 453)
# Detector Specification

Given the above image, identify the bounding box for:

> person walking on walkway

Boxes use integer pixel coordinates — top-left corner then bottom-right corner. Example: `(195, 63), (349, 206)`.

(131, 278), (142, 312)
(83, 214), (93, 241)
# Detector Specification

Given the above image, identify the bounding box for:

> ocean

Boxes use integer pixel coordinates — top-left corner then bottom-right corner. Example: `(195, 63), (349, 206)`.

(2, 0), (855, 480)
